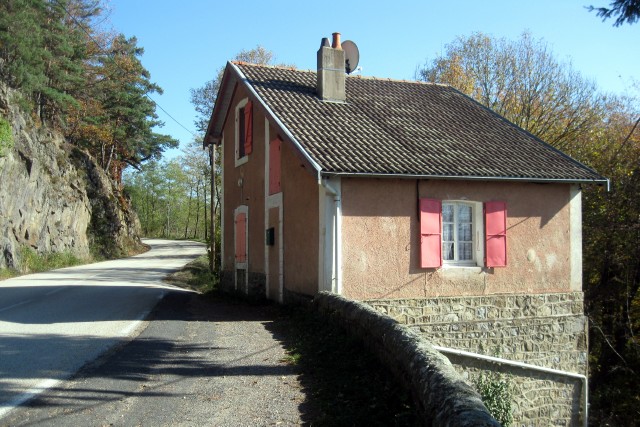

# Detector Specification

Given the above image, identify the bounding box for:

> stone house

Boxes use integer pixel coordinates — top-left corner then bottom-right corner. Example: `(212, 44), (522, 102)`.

(203, 34), (607, 425)
(203, 35), (606, 304)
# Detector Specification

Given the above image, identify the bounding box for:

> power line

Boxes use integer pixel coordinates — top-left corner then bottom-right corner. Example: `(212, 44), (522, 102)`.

(54, 0), (198, 139)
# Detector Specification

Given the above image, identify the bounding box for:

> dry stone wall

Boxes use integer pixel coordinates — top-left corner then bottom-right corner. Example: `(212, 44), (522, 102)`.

(313, 292), (500, 427)
(365, 293), (587, 426)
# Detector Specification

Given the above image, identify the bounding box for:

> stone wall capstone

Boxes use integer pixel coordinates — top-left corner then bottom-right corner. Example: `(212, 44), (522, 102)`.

(313, 292), (500, 427)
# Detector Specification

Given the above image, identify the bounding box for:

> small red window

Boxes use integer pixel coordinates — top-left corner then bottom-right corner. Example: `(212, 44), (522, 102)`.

(419, 198), (442, 268)
(244, 101), (253, 155)
(235, 212), (247, 263)
(269, 137), (282, 195)
(484, 201), (507, 267)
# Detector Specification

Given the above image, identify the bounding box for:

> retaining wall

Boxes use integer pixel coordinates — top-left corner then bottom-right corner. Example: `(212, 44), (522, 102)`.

(313, 292), (500, 427)
(365, 293), (587, 426)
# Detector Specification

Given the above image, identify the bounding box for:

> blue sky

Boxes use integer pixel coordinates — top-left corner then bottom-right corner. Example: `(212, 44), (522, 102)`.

(106, 0), (639, 155)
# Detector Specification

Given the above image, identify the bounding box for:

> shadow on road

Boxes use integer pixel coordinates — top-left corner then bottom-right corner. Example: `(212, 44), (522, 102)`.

(3, 291), (419, 426)
(1, 292), (311, 425)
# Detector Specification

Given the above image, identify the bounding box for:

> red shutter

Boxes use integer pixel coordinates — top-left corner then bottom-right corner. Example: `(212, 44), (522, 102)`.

(244, 101), (253, 155)
(269, 137), (282, 195)
(485, 201), (507, 267)
(235, 212), (247, 263)
(420, 198), (442, 268)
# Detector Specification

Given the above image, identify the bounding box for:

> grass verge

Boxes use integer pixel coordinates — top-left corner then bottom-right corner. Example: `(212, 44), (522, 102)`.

(0, 248), (88, 280)
(163, 254), (217, 293)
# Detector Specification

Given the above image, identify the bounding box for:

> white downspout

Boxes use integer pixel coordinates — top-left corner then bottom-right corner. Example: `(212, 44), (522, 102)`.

(433, 345), (588, 427)
(335, 195), (342, 295)
(323, 179), (342, 295)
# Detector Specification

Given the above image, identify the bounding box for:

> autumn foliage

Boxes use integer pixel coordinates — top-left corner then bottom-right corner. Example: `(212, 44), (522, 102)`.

(0, 0), (177, 184)
(418, 32), (640, 425)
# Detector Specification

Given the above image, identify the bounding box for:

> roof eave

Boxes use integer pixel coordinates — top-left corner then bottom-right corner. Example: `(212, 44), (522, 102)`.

(321, 171), (610, 189)
(203, 62), (238, 148)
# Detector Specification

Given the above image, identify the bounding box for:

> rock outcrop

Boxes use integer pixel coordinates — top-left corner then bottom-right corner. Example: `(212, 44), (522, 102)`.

(0, 83), (143, 270)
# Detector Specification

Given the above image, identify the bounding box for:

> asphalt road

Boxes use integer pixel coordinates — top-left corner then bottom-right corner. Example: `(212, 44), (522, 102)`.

(0, 239), (206, 421)
(1, 280), (305, 427)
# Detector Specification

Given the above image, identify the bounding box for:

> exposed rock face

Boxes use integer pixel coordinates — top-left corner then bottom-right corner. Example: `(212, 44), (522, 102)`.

(0, 83), (143, 270)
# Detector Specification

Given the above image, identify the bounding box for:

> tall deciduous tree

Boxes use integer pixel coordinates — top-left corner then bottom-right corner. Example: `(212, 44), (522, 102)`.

(417, 32), (605, 154)
(123, 143), (212, 243)
(189, 46), (285, 270)
(190, 45), (281, 134)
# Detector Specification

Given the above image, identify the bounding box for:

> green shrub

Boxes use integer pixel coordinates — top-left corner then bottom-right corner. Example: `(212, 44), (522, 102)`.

(0, 116), (13, 157)
(0, 268), (18, 280)
(474, 371), (514, 427)
(19, 246), (84, 274)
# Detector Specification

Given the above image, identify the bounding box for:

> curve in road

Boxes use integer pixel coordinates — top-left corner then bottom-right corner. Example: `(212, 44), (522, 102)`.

(0, 239), (206, 419)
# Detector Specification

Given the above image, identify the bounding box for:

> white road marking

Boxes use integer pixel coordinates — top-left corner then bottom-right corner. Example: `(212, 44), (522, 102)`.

(118, 291), (166, 337)
(0, 378), (60, 419)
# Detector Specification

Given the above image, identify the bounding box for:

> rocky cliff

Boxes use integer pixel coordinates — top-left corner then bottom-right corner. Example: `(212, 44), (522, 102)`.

(0, 83), (143, 270)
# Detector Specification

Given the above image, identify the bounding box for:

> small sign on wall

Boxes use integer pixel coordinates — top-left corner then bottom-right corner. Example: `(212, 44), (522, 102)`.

(266, 227), (275, 246)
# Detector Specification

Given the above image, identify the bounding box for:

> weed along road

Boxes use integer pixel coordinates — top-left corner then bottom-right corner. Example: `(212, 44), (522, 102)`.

(0, 239), (205, 421)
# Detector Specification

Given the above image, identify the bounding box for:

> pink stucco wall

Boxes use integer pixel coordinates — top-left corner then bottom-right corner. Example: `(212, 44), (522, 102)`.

(221, 86), (265, 275)
(281, 140), (319, 296)
(221, 87), (319, 298)
(341, 178), (576, 299)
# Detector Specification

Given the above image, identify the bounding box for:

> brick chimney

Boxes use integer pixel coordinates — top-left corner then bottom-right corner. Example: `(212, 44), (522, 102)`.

(317, 33), (346, 102)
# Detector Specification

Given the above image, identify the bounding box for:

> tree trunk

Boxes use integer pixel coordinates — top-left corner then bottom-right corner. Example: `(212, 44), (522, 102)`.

(203, 173), (209, 242)
(183, 185), (193, 239)
(193, 178), (201, 239)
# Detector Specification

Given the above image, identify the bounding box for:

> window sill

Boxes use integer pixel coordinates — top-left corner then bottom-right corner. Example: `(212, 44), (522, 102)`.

(441, 264), (483, 274)
(235, 155), (249, 167)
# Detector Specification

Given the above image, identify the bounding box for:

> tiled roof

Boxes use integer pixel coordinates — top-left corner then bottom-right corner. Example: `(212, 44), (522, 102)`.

(232, 62), (605, 183)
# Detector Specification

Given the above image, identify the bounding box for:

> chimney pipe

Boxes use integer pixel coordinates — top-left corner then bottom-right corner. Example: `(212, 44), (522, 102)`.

(332, 32), (342, 49)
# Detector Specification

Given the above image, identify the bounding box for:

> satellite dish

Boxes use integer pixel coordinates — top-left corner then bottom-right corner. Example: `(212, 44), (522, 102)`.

(342, 40), (359, 74)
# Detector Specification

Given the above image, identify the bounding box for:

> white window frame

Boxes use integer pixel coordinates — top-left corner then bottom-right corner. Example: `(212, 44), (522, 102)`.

(442, 200), (484, 267)
(234, 98), (250, 167)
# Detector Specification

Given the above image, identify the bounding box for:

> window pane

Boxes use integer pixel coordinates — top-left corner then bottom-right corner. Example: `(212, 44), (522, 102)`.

(443, 223), (454, 242)
(458, 205), (472, 222)
(458, 223), (472, 241)
(442, 204), (454, 222)
(459, 242), (473, 260)
(443, 242), (454, 260)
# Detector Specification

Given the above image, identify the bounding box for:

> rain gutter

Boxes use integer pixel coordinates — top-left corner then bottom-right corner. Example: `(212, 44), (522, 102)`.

(322, 171), (610, 191)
